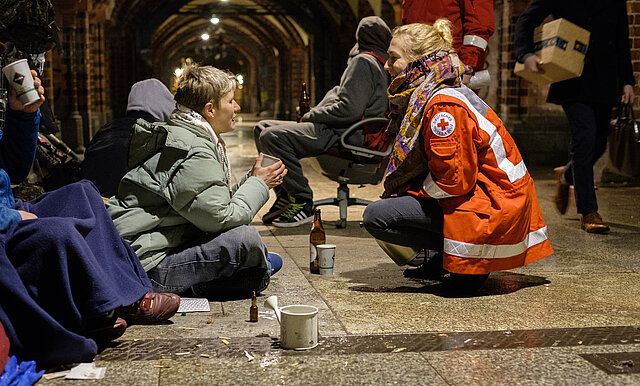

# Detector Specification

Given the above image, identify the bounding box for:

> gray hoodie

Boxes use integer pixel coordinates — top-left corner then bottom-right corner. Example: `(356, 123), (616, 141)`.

(303, 16), (391, 126)
(126, 79), (175, 121)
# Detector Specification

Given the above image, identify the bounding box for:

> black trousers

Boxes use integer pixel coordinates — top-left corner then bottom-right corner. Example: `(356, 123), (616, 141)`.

(561, 102), (612, 215)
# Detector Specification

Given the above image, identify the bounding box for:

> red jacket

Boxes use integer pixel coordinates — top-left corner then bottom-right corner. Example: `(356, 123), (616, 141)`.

(402, 0), (494, 71)
(412, 87), (553, 274)
(0, 321), (9, 372)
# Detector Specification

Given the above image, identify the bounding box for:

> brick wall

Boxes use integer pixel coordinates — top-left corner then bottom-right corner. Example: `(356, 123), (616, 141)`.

(628, 0), (640, 109)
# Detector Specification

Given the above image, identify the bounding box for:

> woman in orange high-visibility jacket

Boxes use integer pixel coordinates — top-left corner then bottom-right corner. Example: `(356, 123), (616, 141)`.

(363, 20), (553, 289)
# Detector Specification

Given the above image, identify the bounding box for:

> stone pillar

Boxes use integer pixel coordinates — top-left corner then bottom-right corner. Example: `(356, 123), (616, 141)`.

(89, 6), (110, 136)
(63, 24), (85, 152)
(75, 10), (92, 148)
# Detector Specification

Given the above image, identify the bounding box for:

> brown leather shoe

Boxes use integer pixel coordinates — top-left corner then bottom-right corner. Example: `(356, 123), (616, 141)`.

(86, 317), (127, 343)
(554, 167), (570, 214)
(581, 212), (610, 234)
(120, 293), (180, 324)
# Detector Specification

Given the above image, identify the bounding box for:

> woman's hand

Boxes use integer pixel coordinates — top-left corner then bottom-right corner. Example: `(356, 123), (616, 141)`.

(9, 70), (45, 113)
(252, 154), (288, 189)
(18, 210), (37, 220)
(621, 85), (635, 104)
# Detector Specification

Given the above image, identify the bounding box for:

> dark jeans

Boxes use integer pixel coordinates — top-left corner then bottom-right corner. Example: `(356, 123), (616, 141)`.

(146, 225), (270, 296)
(362, 195), (444, 251)
(561, 102), (612, 215)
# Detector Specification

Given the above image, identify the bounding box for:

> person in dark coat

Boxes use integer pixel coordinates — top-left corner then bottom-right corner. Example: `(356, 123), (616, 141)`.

(515, 0), (635, 233)
(0, 68), (179, 369)
(80, 79), (175, 197)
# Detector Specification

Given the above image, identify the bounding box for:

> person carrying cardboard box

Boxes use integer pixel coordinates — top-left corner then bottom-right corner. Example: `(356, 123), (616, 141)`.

(514, 0), (635, 233)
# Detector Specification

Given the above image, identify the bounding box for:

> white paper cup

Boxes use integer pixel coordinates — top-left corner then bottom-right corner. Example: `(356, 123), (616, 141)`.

(317, 244), (335, 277)
(261, 154), (280, 167)
(2, 59), (39, 106)
(279, 305), (318, 350)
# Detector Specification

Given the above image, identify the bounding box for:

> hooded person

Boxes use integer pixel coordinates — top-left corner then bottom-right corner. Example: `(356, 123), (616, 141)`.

(80, 79), (175, 197)
(254, 16), (391, 227)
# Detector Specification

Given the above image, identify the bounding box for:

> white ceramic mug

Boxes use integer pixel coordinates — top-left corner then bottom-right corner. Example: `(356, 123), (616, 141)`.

(279, 304), (318, 350)
(317, 244), (336, 276)
(2, 59), (39, 106)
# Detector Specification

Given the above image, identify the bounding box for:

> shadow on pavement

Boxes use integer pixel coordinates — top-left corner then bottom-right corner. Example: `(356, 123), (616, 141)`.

(347, 270), (550, 299)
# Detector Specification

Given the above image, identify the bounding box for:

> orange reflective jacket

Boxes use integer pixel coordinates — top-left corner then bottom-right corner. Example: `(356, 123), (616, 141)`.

(413, 87), (553, 274)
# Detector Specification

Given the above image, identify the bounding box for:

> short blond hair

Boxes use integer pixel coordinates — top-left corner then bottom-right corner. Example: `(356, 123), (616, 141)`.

(392, 19), (454, 62)
(174, 64), (237, 111)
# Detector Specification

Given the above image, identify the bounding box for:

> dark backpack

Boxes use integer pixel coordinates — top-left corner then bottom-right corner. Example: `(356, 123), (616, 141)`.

(0, 0), (60, 54)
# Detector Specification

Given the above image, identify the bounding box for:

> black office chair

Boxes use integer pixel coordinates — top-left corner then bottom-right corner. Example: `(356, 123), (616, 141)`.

(313, 117), (392, 228)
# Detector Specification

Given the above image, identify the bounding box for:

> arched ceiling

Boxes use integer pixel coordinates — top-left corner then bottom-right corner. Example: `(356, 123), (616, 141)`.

(108, 0), (398, 71)
(104, 0), (398, 115)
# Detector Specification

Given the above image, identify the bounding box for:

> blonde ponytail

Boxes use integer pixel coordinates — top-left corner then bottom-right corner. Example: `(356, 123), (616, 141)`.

(392, 20), (455, 62)
(432, 18), (453, 48)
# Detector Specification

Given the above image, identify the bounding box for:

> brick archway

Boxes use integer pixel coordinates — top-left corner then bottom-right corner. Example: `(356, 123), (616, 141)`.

(48, 0), (397, 148)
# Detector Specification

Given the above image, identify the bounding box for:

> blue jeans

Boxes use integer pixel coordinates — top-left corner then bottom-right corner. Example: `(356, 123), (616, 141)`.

(362, 195), (444, 250)
(146, 225), (270, 296)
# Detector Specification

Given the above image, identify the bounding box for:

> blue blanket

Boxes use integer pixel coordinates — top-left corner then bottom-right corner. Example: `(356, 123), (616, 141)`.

(0, 180), (151, 369)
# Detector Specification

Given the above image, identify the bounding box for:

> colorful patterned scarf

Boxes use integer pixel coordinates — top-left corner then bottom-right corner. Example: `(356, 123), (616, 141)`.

(385, 51), (471, 175)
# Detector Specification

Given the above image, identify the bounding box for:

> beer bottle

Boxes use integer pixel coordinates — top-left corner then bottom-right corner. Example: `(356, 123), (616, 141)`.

(309, 208), (325, 274)
(299, 82), (310, 121)
(249, 291), (258, 322)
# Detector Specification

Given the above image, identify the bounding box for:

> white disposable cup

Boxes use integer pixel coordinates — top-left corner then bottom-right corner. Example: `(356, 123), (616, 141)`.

(279, 305), (318, 350)
(2, 59), (39, 106)
(261, 154), (280, 167)
(317, 244), (336, 277)
(469, 70), (491, 90)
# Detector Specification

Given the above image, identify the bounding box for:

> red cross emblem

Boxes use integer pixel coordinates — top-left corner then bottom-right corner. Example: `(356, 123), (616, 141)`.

(431, 112), (455, 137)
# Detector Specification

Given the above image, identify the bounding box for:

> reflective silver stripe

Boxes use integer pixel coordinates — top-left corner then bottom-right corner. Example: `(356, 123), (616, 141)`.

(433, 88), (527, 183)
(444, 226), (549, 258)
(463, 35), (488, 50)
(423, 173), (459, 198)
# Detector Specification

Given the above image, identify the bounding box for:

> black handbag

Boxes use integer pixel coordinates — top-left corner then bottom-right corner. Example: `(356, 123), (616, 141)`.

(609, 104), (640, 177)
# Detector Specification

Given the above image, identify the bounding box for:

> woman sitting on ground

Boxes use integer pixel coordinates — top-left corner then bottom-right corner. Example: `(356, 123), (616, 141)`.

(107, 64), (286, 297)
(362, 20), (553, 289)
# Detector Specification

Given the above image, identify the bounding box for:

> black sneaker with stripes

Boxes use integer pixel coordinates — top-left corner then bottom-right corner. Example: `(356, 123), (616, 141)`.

(272, 197), (314, 228)
(262, 192), (290, 224)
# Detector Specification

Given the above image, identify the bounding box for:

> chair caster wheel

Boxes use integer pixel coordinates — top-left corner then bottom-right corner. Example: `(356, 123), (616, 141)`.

(336, 219), (347, 228)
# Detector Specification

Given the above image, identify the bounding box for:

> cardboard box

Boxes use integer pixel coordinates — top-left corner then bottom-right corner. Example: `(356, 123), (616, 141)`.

(514, 18), (590, 85)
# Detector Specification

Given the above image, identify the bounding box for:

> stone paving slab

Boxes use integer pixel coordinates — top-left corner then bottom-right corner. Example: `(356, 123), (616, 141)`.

(38, 117), (640, 385)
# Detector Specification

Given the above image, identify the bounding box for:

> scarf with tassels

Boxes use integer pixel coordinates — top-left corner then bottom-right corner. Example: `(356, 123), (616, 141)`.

(383, 51), (470, 196)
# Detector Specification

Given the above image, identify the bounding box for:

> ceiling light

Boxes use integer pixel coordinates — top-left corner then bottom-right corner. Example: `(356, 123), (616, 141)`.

(210, 17), (220, 24)
(201, 33), (210, 40)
